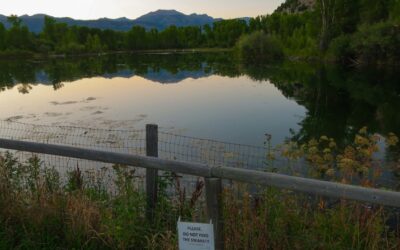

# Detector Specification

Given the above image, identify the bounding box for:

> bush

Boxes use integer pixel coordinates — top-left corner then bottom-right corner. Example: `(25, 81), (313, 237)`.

(0, 154), (200, 249)
(327, 34), (354, 63)
(351, 21), (400, 65)
(236, 31), (284, 63)
(328, 21), (400, 65)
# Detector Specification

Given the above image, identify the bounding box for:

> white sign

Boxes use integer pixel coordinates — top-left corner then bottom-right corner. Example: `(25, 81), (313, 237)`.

(177, 218), (215, 250)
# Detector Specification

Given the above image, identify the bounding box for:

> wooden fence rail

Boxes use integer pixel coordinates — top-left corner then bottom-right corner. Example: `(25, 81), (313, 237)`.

(1, 137), (399, 207)
(1, 125), (400, 250)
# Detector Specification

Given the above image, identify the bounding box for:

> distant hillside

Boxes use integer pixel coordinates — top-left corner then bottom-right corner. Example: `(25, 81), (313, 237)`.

(0, 10), (224, 33)
(275, 0), (315, 13)
(134, 9), (222, 30)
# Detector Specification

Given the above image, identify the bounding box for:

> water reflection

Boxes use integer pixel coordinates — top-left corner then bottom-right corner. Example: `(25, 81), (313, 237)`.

(1, 52), (400, 147)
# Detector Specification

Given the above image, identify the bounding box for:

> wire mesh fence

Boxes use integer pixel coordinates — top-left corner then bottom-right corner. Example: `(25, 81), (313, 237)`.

(0, 119), (274, 227)
(1, 119), (398, 189)
(0, 120), (280, 172)
(1, 120), (400, 248)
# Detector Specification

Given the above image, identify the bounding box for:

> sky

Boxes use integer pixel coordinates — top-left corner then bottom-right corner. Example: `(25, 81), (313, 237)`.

(1, 0), (285, 20)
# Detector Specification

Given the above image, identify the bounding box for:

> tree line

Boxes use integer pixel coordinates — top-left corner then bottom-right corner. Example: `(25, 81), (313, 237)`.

(0, 0), (399, 65)
(0, 15), (248, 55)
(241, 0), (400, 65)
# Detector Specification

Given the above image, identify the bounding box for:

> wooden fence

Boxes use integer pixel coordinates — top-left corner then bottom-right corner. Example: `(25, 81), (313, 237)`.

(1, 124), (400, 250)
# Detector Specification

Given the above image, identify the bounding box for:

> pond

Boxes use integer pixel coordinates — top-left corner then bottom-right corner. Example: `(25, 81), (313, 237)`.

(1, 52), (400, 187)
(1, 52), (399, 147)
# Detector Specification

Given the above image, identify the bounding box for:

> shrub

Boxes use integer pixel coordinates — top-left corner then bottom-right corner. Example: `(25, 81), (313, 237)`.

(329, 21), (400, 65)
(236, 31), (284, 63)
(327, 34), (354, 63)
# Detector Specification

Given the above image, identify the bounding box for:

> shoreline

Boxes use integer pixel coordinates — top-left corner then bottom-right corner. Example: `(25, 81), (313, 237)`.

(0, 48), (233, 60)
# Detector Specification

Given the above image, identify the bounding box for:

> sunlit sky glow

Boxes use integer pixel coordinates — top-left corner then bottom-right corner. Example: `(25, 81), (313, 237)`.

(1, 0), (285, 20)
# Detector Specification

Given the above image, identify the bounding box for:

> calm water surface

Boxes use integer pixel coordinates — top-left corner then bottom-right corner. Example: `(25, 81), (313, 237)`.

(0, 52), (399, 149)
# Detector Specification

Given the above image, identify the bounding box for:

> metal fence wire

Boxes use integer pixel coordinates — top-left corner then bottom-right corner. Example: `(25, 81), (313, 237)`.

(0, 119), (280, 204)
(0, 120), (275, 171)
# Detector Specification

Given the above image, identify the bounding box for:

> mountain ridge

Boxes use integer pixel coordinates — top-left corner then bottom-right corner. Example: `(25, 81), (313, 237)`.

(0, 10), (231, 33)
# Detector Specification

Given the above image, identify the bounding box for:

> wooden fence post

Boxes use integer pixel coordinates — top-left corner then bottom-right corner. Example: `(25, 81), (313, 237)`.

(205, 177), (224, 250)
(146, 124), (158, 222)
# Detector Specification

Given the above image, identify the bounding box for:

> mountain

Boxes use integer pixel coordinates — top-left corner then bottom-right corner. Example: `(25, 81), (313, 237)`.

(134, 9), (221, 30)
(0, 10), (223, 33)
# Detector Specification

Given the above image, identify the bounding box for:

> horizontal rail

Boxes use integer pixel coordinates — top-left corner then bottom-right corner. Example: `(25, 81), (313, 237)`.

(0, 138), (211, 177)
(1, 138), (400, 208)
(212, 167), (400, 207)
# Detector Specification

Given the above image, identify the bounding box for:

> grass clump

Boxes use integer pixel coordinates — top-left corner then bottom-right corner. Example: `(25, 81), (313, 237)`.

(0, 127), (399, 249)
(0, 154), (204, 249)
(223, 188), (399, 250)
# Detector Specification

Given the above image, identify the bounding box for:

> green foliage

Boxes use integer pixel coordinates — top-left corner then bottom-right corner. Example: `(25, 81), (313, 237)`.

(0, 15), (248, 56)
(274, 126), (400, 186)
(0, 153), (203, 249)
(328, 21), (400, 65)
(248, 12), (320, 57)
(236, 31), (284, 63)
(0, 24), (6, 50)
(223, 187), (398, 249)
(4, 16), (34, 51)
(228, 128), (400, 249)
(6, 15), (22, 28)
(327, 34), (353, 63)
(350, 21), (400, 65)
(85, 34), (105, 53)
(1, 1), (398, 65)
(257, 0), (400, 64)
(0, 128), (399, 249)
(389, 0), (400, 21)
(212, 19), (248, 47)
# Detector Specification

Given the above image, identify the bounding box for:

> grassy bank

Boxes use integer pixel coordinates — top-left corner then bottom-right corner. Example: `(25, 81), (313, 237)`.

(0, 128), (399, 249)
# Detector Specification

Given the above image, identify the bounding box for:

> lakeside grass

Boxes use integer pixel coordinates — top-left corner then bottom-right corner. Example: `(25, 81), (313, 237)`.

(0, 127), (399, 249)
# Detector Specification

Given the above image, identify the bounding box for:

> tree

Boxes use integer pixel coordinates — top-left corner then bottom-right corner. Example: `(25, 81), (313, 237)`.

(126, 26), (147, 50)
(85, 34), (104, 53)
(7, 15), (22, 28)
(317, 0), (337, 51)
(146, 28), (159, 49)
(160, 26), (179, 48)
(359, 0), (390, 23)
(0, 23), (6, 50)
(6, 15), (33, 50)
(203, 24), (214, 47)
(236, 31), (284, 63)
(213, 19), (248, 47)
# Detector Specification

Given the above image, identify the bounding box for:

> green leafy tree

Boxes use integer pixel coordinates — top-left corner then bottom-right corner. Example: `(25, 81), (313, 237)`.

(213, 19), (248, 47)
(317, 0), (337, 51)
(6, 15), (33, 50)
(160, 26), (180, 48)
(236, 31), (284, 63)
(7, 15), (22, 28)
(126, 26), (147, 50)
(203, 24), (214, 47)
(0, 23), (6, 50)
(85, 34), (104, 53)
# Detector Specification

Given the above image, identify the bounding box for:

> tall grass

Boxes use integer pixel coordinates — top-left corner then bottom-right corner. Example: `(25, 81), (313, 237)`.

(223, 188), (399, 250)
(0, 127), (399, 249)
(0, 154), (203, 249)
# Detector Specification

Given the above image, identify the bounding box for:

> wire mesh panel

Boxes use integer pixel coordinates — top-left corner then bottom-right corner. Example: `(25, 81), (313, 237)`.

(0, 120), (286, 172)
(0, 120), (148, 191)
(0, 120), (400, 248)
(0, 120), (146, 155)
(158, 132), (271, 170)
